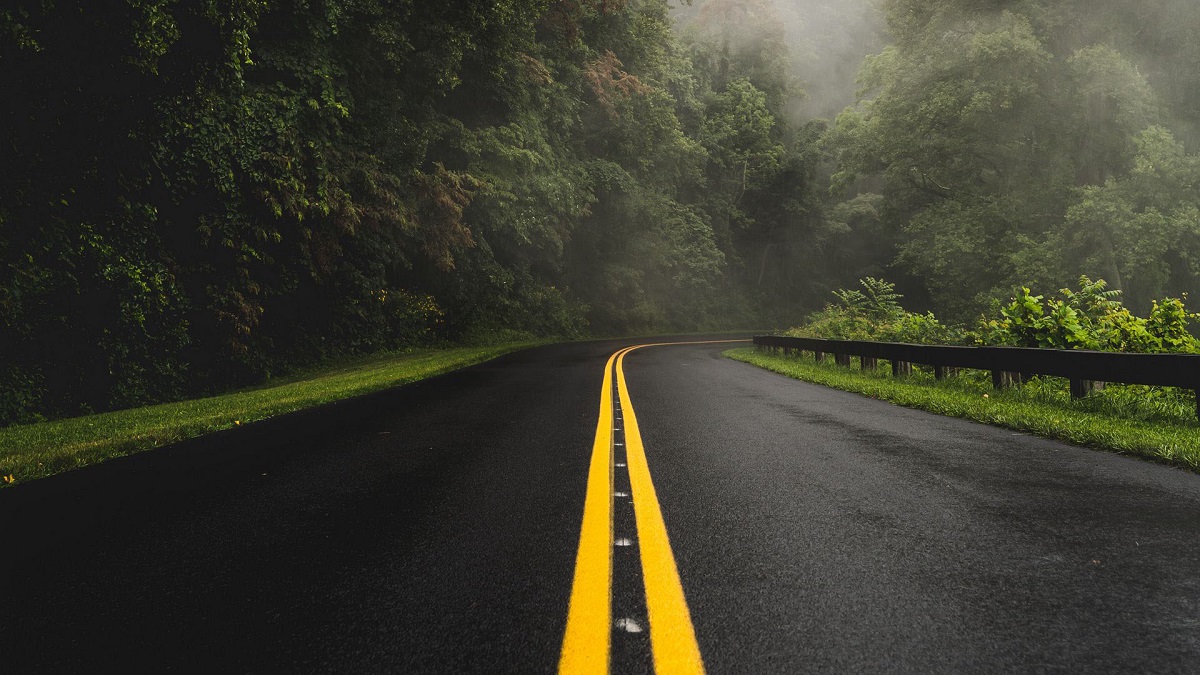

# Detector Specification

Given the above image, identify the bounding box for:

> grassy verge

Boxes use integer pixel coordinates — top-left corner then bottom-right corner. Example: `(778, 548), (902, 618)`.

(725, 347), (1200, 472)
(0, 342), (542, 486)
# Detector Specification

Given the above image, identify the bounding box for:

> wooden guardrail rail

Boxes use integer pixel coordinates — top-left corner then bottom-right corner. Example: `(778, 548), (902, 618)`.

(752, 335), (1200, 419)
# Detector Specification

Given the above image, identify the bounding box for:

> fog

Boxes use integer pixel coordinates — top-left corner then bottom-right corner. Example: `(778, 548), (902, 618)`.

(671, 0), (886, 121)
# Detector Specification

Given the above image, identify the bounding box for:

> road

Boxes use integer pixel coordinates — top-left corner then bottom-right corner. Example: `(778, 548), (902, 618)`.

(3, 338), (1200, 673)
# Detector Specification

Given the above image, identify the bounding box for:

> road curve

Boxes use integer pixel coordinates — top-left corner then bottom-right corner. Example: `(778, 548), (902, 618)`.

(3, 338), (1199, 673)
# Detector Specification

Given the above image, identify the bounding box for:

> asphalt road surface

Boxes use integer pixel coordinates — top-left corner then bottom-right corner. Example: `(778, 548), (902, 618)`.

(3, 338), (1199, 673)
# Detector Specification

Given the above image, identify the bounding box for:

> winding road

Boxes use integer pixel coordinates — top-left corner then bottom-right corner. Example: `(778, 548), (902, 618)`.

(3, 337), (1200, 673)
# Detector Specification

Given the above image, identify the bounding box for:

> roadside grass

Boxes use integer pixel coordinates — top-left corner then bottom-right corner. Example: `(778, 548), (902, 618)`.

(0, 342), (541, 487)
(725, 347), (1200, 472)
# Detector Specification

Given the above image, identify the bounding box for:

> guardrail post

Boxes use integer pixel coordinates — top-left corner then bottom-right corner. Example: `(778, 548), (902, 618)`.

(861, 356), (877, 371)
(892, 361), (912, 377)
(934, 366), (953, 380)
(1070, 379), (1096, 399)
(992, 370), (1017, 389)
(814, 351), (824, 363)
(835, 352), (850, 367)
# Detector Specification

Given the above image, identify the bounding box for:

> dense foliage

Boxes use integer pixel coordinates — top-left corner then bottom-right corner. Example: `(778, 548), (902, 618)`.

(795, 276), (1200, 355)
(3, 0), (1199, 424)
(828, 0), (1200, 320)
(976, 277), (1200, 352)
(1, 0), (823, 422)
(788, 277), (955, 344)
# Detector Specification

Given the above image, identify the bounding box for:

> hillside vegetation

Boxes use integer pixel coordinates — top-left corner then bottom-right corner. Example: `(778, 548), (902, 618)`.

(4, 0), (1200, 424)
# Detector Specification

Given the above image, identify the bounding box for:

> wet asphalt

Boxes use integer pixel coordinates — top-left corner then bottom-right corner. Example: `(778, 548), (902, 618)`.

(2, 338), (1199, 673)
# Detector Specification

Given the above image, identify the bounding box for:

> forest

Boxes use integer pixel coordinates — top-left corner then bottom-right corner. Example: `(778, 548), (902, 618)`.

(2, 0), (1199, 424)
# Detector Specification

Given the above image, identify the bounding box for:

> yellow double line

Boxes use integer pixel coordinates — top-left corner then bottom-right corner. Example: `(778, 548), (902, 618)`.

(560, 341), (745, 674)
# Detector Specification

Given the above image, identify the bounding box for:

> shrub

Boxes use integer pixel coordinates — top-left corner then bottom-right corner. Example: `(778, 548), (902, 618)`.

(976, 276), (1200, 353)
(789, 277), (956, 344)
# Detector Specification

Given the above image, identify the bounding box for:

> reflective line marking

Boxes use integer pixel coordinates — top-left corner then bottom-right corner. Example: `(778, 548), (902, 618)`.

(617, 618), (645, 633)
(558, 349), (621, 675)
(616, 347), (706, 675)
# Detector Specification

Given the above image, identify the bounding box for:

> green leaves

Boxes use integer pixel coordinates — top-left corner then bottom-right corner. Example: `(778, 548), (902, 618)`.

(701, 78), (783, 186)
(826, 0), (1200, 322)
(1059, 126), (1200, 311)
(799, 274), (1199, 358)
(990, 288), (1095, 350)
(979, 276), (1200, 353)
(795, 277), (953, 344)
(832, 277), (905, 323)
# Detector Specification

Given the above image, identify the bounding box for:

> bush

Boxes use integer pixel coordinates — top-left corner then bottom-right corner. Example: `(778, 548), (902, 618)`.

(976, 276), (1200, 353)
(788, 277), (957, 344)
(789, 275), (1199, 354)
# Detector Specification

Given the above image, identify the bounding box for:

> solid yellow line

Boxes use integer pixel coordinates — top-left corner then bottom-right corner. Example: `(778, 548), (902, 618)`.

(560, 339), (744, 675)
(617, 346), (706, 675)
(559, 348), (622, 674)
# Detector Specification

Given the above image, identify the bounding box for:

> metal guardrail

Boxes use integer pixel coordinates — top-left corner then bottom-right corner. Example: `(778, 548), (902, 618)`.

(752, 335), (1200, 418)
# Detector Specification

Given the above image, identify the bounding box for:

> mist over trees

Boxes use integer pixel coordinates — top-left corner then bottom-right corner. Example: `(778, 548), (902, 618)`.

(2, 0), (1198, 423)
(828, 0), (1200, 320)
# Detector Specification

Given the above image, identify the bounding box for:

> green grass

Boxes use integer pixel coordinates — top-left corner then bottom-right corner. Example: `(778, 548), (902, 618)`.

(725, 347), (1200, 472)
(0, 342), (541, 487)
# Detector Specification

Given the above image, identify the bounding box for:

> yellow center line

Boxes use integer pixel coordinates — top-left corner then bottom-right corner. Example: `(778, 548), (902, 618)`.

(559, 348), (623, 674)
(616, 346), (704, 675)
(560, 340), (749, 675)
